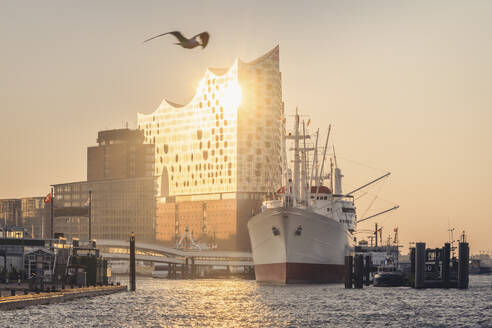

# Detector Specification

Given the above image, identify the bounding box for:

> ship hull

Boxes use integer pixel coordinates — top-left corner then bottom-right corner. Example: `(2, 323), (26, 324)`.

(248, 207), (353, 284)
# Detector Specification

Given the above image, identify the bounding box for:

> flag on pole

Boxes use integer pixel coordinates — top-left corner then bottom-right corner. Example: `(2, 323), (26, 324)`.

(44, 193), (52, 203)
(83, 197), (90, 207)
(307, 119), (311, 126)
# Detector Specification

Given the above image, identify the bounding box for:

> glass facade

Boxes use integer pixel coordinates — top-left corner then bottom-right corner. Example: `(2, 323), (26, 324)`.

(52, 177), (156, 243)
(142, 47), (284, 250)
(138, 46), (284, 199)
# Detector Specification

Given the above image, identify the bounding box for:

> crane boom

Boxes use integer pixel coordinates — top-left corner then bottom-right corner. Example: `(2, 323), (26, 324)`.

(345, 172), (390, 196)
(356, 205), (400, 223)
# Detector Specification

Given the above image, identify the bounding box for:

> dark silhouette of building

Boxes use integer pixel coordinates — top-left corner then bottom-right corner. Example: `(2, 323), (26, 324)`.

(87, 128), (154, 181)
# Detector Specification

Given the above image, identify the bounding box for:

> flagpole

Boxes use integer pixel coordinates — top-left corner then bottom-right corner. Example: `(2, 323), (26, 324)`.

(50, 187), (54, 241)
(88, 190), (92, 241)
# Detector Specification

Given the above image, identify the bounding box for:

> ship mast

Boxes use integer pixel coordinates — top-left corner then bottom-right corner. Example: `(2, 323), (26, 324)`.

(308, 129), (319, 208)
(293, 109), (300, 203)
(301, 121), (307, 204)
(315, 125), (331, 200)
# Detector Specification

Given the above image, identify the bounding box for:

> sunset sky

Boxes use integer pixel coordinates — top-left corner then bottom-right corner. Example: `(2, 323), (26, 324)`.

(1, 1), (491, 253)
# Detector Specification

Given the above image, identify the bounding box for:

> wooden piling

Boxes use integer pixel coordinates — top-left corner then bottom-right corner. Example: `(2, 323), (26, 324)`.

(364, 255), (371, 286)
(129, 232), (136, 292)
(344, 256), (353, 289)
(458, 242), (469, 289)
(410, 247), (416, 286)
(442, 243), (450, 289)
(354, 255), (364, 289)
(415, 242), (425, 289)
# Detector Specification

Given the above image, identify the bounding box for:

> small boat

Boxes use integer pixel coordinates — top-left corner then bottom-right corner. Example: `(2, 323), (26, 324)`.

(373, 266), (405, 287)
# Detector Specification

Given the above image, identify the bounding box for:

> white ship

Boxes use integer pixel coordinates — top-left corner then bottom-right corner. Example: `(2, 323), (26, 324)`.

(248, 111), (357, 283)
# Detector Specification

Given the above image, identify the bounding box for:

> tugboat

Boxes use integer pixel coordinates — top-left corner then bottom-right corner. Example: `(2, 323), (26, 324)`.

(373, 258), (406, 287)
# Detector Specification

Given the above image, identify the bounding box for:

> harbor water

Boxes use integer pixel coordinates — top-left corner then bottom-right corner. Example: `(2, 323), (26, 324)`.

(1, 275), (490, 327)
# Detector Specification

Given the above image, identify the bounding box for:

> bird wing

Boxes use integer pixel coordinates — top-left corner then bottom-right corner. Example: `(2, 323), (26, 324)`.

(143, 31), (188, 43)
(192, 32), (210, 48)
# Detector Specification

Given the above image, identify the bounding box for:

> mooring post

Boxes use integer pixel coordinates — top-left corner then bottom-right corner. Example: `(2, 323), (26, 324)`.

(191, 257), (196, 279)
(442, 243), (450, 289)
(415, 242), (425, 289)
(458, 242), (469, 289)
(344, 255), (353, 289)
(354, 255), (364, 289)
(410, 247), (416, 287)
(364, 255), (371, 286)
(184, 258), (189, 279)
(129, 232), (136, 292)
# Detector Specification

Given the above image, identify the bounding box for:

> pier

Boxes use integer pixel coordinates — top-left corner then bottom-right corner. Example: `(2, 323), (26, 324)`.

(0, 285), (127, 311)
(345, 240), (470, 289)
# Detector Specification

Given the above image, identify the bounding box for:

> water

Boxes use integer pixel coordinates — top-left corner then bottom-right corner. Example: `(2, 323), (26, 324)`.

(1, 275), (491, 327)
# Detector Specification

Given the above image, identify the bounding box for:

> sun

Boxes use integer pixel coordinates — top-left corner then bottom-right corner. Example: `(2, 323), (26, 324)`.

(222, 80), (242, 111)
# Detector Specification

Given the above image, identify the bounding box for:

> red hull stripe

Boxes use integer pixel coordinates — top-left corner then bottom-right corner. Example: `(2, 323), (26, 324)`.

(254, 262), (345, 284)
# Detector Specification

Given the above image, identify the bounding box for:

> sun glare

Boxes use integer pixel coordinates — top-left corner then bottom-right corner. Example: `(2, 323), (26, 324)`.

(222, 81), (242, 110)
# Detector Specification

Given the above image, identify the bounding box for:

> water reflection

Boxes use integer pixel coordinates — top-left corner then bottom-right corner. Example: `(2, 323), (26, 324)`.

(1, 276), (490, 327)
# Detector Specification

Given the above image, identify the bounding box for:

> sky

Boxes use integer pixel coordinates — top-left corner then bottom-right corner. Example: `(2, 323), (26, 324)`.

(1, 1), (491, 253)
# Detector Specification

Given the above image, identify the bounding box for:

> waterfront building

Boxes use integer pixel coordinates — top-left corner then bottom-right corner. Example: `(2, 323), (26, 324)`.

(138, 46), (284, 250)
(20, 197), (49, 239)
(51, 177), (156, 243)
(0, 199), (21, 227)
(0, 198), (49, 239)
(48, 128), (157, 243)
(87, 128), (154, 181)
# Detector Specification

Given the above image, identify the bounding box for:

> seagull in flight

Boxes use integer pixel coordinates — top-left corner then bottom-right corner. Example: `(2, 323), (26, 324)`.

(143, 31), (210, 49)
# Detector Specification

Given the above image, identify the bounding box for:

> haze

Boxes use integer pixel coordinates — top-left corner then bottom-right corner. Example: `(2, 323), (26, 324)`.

(1, 1), (491, 253)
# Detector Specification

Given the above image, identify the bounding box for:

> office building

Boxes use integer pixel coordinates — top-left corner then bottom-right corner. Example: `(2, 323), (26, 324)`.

(87, 128), (154, 181)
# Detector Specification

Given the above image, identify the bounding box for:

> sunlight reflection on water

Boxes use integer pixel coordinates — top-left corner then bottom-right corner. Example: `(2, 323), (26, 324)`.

(1, 275), (491, 327)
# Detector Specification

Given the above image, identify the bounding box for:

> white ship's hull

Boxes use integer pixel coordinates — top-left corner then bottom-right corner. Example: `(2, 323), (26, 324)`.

(248, 207), (353, 283)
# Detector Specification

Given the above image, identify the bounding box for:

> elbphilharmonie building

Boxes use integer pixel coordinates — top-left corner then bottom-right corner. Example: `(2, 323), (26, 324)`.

(138, 46), (284, 250)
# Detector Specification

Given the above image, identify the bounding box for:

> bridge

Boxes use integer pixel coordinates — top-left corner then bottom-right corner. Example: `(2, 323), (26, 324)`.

(96, 240), (253, 267)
